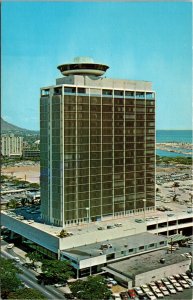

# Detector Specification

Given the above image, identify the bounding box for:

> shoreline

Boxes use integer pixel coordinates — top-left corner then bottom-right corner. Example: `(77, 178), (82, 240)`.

(156, 142), (192, 156)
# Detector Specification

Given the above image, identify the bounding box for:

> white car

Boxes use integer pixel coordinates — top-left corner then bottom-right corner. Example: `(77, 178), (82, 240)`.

(157, 284), (170, 297)
(14, 257), (20, 263)
(186, 278), (193, 287)
(6, 243), (14, 249)
(141, 287), (156, 300)
(146, 291), (157, 300)
(153, 289), (164, 298)
(178, 280), (190, 289)
(134, 287), (144, 296)
(168, 276), (177, 284)
(54, 283), (66, 288)
(173, 282), (183, 292)
(161, 278), (170, 286)
(166, 286), (176, 294)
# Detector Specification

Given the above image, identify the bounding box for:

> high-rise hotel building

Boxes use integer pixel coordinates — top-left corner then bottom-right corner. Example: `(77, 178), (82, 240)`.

(40, 57), (155, 226)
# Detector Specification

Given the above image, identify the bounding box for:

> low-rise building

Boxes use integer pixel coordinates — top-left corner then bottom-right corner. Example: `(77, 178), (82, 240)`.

(22, 149), (40, 159)
(60, 232), (168, 277)
(106, 248), (191, 288)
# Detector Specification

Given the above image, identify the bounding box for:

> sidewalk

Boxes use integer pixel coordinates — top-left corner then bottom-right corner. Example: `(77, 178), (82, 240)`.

(12, 246), (27, 260)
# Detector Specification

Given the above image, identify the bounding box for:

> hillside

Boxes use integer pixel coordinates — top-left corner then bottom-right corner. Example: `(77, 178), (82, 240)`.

(1, 118), (39, 135)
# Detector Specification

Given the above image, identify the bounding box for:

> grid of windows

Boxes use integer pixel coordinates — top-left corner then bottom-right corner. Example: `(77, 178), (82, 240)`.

(40, 86), (155, 225)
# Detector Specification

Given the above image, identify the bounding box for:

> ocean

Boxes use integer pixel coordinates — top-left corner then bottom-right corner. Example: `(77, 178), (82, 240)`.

(156, 130), (192, 143)
(156, 130), (192, 157)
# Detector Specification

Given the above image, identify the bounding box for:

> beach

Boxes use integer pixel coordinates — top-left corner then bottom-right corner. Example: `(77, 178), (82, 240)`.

(2, 164), (40, 183)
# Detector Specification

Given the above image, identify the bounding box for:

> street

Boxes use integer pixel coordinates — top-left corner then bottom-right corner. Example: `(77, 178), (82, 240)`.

(1, 245), (66, 300)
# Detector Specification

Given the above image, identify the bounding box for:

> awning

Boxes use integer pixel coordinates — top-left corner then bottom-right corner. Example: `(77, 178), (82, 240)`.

(167, 234), (189, 243)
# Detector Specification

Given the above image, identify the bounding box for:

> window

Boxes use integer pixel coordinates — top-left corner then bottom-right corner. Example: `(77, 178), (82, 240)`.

(64, 87), (76, 93)
(136, 92), (145, 99)
(147, 108), (154, 113)
(103, 89), (112, 96)
(77, 88), (86, 94)
(139, 246), (144, 250)
(41, 89), (50, 96)
(129, 248), (134, 252)
(125, 91), (134, 97)
(54, 87), (62, 95)
(114, 90), (124, 96)
(146, 92), (155, 99)
(149, 243), (155, 247)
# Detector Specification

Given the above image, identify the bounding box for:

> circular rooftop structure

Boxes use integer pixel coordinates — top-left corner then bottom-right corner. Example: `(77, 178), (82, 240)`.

(57, 56), (109, 77)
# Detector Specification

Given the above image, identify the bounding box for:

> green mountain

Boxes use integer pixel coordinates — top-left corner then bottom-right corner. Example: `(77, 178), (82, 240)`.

(1, 118), (39, 135)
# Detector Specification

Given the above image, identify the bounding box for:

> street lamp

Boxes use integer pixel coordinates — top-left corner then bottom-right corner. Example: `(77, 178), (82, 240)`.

(143, 199), (146, 222)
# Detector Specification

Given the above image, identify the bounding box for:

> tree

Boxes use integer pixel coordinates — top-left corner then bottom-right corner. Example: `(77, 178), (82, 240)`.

(8, 288), (46, 299)
(0, 257), (23, 298)
(28, 182), (40, 189)
(21, 197), (27, 207)
(25, 251), (43, 268)
(8, 199), (17, 209)
(38, 259), (74, 285)
(70, 276), (112, 300)
(58, 229), (69, 238)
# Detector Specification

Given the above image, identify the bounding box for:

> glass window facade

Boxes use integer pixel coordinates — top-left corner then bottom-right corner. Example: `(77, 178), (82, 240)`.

(40, 85), (155, 226)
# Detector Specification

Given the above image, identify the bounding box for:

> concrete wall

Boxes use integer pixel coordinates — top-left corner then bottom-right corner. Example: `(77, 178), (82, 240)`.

(1, 214), (59, 254)
(56, 75), (153, 91)
(135, 260), (191, 286)
(79, 255), (106, 269)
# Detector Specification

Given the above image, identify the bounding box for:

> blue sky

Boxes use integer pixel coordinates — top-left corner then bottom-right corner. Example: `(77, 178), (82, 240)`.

(2, 2), (192, 130)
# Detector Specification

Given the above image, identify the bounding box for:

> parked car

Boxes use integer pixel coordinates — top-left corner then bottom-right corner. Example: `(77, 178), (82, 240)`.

(119, 291), (129, 300)
(168, 276), (177, 284)
(135, 219), (144, 223)
(134, 286), (145, 296)
(180, 273), (191, 281)
(114, 223), (122, 227)
(106, 278), (117, 286)
(185, 278), (193, 287)
(173, 274), (181, 281)
(165, 285), (176, 294)
(141, 285), (156, 300)
(161, 278), (170, 285)
(156, 280), (169, 296)
(173, 282), (183, 292)
(178, 280), (190, 289)
(97, 226), (105, 230)
(6, 243), (14, 249)
(54, 283), (67, 288)
(107, 225), (115, 229)
(152, 289), (163, 298)
(128, 289), (137, 299)
(145, 291), (156, 300)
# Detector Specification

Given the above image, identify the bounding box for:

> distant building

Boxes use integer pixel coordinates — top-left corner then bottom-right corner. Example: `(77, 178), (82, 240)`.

(22, 139), (40, 159)
(1, 134), (23, 157)
(40, 57), (156, 227)
(22, 149), (40, 159)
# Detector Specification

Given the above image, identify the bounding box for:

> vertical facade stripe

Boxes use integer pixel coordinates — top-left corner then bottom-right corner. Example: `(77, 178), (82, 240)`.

(62, 86), (65, 227)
